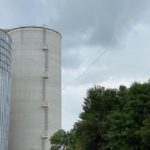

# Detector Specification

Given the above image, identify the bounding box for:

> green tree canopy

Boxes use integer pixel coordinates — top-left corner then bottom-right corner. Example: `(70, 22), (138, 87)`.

(50, 80), (150, 150)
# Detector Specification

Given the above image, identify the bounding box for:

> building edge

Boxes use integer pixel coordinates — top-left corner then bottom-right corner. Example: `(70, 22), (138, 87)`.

(7, 26), (62, 39)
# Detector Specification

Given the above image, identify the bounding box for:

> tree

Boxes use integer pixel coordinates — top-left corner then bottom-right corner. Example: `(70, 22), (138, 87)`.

(77, 86), (118, 150)
(50, 80), (150, 150)
(140, 117), (150, 148)
(50, 129), (67, 150)
(50, 129), (75, 150)
(106, 81), (150, 150)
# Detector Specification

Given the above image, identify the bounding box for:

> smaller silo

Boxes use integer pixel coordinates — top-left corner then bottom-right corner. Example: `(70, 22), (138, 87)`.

(0, 29), (12, 150)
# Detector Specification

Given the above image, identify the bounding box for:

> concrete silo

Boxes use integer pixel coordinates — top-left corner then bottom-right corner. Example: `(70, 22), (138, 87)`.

(0, 29), (12, 150)
(8, 27), (61, 150)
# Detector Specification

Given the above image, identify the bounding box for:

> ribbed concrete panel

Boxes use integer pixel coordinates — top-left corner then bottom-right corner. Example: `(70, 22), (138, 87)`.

(8, 27), (61, 150)
(0, 29), (12, 150)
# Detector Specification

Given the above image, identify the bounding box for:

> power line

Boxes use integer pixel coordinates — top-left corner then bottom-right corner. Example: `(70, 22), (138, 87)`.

(62, 48), (110, 91)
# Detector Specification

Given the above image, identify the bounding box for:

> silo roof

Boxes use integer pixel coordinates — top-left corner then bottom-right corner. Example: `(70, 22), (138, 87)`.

(7, 26), (62, 38)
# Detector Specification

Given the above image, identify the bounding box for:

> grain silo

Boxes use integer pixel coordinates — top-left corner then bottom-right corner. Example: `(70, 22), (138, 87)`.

(0, 29), (12, 150)
(8, 27), (61, 150)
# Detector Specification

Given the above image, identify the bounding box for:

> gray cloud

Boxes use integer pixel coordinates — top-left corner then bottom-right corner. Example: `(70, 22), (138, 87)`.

(49, 0), (150, 69)
(1, 0), (150, 130)
(63, 24), (150, 88)
(52, 0), (149, 46)
(1, 0), (149, 69)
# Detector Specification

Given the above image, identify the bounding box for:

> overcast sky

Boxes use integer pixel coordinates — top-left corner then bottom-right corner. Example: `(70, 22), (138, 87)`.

(1, 0), (150, 130)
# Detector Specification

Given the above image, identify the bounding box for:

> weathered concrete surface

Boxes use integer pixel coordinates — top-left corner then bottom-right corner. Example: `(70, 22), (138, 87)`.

(8, 27), (61, 150)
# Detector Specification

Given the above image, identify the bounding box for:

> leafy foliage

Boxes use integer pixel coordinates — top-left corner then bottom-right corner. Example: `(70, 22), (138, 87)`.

(50, 129), (75, 150)
(139, 117), (150, 148)
(50, 80), (150, 150)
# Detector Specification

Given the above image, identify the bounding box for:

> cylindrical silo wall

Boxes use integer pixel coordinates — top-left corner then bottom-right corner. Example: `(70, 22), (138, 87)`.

(0, 30), (12, 150)
(8, 27), (61, 150)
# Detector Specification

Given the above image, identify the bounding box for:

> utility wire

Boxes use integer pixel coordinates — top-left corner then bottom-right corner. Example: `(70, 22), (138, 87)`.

(62, 48), (110, 91)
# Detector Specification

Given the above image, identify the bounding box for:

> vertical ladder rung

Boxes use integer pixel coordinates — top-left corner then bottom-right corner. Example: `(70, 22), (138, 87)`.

(42, 73), (49, 78)
(42, 46), (48, 51)
(42, 102), (49, 107)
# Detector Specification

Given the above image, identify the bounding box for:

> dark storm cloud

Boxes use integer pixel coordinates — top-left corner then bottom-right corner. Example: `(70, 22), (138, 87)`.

(48, 0), (150, 68)
(1, 0), (149, 68)
(1, 0), (149, 44)
(52, 0), (149, 47)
